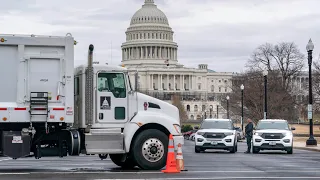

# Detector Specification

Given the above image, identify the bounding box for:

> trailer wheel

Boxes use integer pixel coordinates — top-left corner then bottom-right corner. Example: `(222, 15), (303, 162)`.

(109, 154), (136, 169)
(131, 129), (168, 170)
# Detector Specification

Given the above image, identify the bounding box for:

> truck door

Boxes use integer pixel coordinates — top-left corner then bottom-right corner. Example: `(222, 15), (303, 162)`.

(96, 72), (128, 123)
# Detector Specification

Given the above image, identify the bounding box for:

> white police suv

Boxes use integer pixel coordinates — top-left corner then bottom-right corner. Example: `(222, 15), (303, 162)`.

(252, 119), (295, 154)
(195, 119), (238, 153)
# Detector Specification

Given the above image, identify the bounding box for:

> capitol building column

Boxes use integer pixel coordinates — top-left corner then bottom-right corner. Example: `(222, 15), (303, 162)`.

(155, 46), (157, 59)
(173, 75), (176, 90)
(158, 75), (160, 90)
(160, 74), (163, 90)
(151, 74), (153, 89)
(136, 47), (139, 59)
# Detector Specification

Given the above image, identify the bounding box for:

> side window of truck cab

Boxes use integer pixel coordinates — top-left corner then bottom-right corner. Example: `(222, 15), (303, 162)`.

(98, 72), (126, 98)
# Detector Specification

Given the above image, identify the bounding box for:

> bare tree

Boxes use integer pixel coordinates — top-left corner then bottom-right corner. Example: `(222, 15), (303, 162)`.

(225, 70), (298, 123)
(171, 94), (188, 124)
(247, 42), (305, 90)
(313, 58), (320, 98)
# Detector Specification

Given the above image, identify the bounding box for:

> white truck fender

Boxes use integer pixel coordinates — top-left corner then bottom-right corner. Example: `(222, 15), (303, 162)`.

(123, 122), (140, 152)
(123, 111), (183, 152)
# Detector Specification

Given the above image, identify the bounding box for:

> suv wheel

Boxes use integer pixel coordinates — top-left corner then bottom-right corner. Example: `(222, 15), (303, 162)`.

(252, 146), (260, 154)
(229, 143), (237, 153)
(185, 135), (190, 139)
(195, 146), (202, 153)
(287, 147), (293, 154)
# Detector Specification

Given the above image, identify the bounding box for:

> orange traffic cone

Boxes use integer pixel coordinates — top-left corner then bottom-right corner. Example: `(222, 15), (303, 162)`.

(176, 143), (187, 171)
(162, 134), (180, 173)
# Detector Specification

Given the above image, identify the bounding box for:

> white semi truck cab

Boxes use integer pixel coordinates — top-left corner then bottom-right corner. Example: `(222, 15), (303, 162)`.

(0, 34), (183, 170)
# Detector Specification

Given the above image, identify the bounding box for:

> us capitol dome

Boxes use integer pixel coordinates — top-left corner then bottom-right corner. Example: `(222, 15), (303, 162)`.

(121, 0), (179, 67)
(121, 0), (233, 121)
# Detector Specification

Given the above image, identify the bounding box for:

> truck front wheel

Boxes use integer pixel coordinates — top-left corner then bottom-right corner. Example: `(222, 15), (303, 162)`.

(131, 129), (168, 170)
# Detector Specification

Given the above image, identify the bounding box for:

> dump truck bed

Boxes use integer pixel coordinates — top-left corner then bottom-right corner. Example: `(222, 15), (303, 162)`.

(0, 34), (75, 123)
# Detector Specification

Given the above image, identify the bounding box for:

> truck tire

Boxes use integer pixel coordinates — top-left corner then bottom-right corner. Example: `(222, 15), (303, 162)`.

(131, 129), (168, 170)
(109, 154), (136, 169)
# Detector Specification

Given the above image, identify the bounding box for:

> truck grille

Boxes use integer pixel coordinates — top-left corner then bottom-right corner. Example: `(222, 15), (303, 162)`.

(203, 133), (225, 139)
(261, 133), (284, 139)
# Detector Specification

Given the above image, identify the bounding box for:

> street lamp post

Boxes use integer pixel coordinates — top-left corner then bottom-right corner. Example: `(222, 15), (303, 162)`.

(240, 84), (244, 130)
(226, 95), (230, 119)
(216, 105), (219, 118)
(306, 39), (317, 146)
(263, 70), (268, 119)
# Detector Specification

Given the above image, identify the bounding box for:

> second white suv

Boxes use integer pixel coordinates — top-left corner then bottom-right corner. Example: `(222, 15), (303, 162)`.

(195, 119), (237, 153)
(252, 119), (295, 154)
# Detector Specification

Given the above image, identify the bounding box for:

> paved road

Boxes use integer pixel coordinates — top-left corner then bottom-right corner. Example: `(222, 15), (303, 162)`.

(0, 140), (319, 179)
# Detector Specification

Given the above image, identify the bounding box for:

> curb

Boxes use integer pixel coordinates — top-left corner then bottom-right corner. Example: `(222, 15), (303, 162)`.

(294, 146), (320, 152)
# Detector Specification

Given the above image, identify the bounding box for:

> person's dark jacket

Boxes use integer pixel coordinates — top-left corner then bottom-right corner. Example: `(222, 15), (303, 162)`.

(245, 122), (254, 137)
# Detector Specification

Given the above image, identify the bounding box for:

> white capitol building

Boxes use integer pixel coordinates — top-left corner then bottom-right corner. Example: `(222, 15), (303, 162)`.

(120, 0), (309, 121)
(121, 0), (234, 120)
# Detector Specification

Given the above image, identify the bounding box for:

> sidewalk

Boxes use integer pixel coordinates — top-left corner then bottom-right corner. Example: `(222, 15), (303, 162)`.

(294, 141), (320, 152)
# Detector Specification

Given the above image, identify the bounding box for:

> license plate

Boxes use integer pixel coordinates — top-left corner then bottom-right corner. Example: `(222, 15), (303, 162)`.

(211, 141), (218, 145)
(269, 141), (276, 146)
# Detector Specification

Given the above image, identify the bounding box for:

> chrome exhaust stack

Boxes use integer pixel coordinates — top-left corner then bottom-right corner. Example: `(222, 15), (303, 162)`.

(85, 44), (94, 130)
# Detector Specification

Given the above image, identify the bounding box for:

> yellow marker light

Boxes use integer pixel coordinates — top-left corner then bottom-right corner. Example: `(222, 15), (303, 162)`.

(60, 117), (64, 121)
(0, 38), (5, 42)
(137, 122), (143, 127)
(2, 117), (7, 121)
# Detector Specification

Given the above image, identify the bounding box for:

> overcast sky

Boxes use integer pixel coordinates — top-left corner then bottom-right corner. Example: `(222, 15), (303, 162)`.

(1, 0), (320, 72)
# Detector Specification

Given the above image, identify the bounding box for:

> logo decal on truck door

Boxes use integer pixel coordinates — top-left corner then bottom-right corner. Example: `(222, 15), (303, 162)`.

(40, 79), (48, 82)
(100, 96), (111, 110)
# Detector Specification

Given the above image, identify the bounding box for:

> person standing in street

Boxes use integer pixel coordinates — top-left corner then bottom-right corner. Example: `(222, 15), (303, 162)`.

(244, 118), (254, 153)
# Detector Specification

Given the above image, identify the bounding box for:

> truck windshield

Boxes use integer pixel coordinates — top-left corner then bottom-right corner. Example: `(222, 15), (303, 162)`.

(256, 121), (289, 130)
(200, 120), (233, 130)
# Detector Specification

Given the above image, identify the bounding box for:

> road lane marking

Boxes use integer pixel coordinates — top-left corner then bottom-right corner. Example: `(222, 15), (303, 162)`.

(0, 173), (30, 175)
(0, 170), (319, 175)
(0, 158), (11, 162)
(93, 178), (320, 180)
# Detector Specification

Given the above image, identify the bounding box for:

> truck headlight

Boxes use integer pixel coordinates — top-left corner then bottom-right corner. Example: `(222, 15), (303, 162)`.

(197, 132), (205, 136)
(173, 124), (181, 134)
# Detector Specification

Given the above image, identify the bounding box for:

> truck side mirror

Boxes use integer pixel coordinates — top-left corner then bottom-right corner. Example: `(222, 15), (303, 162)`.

(291, 127), (296, 131)
(134, 71), (139, 92)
